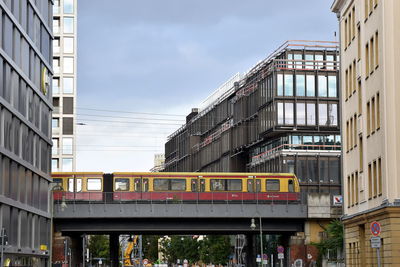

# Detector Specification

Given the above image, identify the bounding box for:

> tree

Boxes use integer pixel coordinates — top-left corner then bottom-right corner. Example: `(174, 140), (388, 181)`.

(200, 235), (231, 265)
(160, 236), (200, 264)
(143, 235), (160, 262)
(312, 220), (344, 266)
(88, 235), (110, 260)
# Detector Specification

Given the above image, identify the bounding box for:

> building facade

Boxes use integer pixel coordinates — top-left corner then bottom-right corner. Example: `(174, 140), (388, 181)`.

(0, 0), (53, 265)
(164, 41), (342, 265)
(51, 0), (76, 172)
(332, 0), (400, 266)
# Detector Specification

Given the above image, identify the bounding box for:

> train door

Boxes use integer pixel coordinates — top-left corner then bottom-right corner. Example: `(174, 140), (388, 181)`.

(67, 177), (82, 199)
(190, 178), (205, 192)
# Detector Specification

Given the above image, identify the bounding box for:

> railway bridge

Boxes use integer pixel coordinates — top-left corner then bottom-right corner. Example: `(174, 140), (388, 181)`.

(52, 192), (340, 267)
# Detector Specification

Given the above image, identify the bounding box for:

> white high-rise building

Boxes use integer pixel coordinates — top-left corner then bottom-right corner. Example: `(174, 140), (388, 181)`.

(52, 0), (77, 172)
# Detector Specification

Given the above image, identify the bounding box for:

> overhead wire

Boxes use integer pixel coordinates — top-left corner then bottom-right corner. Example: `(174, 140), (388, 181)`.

(77, 107), (185, 117)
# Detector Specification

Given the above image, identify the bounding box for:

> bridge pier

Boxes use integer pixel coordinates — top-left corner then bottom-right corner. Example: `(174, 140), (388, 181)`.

(245, 234), (256, 267)
(110, 234), (120, 267)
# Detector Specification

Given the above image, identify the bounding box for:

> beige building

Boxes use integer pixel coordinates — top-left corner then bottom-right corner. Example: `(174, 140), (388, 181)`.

(332, 0), (400, 265)
(52, 0), (77, 171)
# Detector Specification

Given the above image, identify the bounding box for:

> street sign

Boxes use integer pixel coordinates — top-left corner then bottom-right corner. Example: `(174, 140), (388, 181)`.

(277, 246), (284, 254)
(371, 236), (381, 248)
(333, 195), (343, 206)
(278, 253), (284, 259)
(263, 254), (268, 260)
(370, 221), (381, 236)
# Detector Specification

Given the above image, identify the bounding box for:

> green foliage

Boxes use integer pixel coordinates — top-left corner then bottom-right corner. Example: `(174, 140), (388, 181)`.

(312, 220), (344, 266)
(88, 235), (110, 260)
(143, 235), (161, 262)
(160, 236), (200, 264)
(199, 236), (231, 265)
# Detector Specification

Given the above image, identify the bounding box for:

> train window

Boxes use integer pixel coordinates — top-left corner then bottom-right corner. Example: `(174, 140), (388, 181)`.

(171, 179), (186, 191)
(154, 179), (169, 191)
(87, 178), (101, 191)
(210, 179), (225, 191)
(143, 179), (149, 192)
(227, 179), (242, 191)
(191, 179), (197, 192)
(255, 179), (261, 192)
(134, 178), (141, 192)
(76, 179), (82, 192)
(52, 178), (63, 190)
(68, 178), (74, 192)
(288, 179), (294, 192)
(247, 180), (254, 192)
(115, 178), (129, 191)
(266, 179), (280, 191)
(200, 179), (205, 192)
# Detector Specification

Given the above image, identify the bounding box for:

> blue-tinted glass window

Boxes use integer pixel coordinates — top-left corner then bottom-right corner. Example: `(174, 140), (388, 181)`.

(318, 76), (327, 97)
(63, 17), (74, 33)
(328, 76), (337, 97)
(64, 0), (74, 14)
(296, 75), (305, 96)
(277, 74), (283, 96)
(306, 75), (315, 96)
(284, 74), (293, 96)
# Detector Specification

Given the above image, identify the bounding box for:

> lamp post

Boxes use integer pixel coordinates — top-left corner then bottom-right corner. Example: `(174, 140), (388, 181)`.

(250, 217), (264, 267)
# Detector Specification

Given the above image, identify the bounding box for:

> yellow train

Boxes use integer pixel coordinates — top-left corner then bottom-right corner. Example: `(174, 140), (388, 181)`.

(52, 172), (300, 201)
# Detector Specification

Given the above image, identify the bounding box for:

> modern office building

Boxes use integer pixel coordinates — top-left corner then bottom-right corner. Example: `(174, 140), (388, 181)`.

(164, 41), (342, 264)
(150, 153), (165, 172)
(332, 0), (400, 266)
(51, 0), (77, 172)
(0, 0), (53, 265)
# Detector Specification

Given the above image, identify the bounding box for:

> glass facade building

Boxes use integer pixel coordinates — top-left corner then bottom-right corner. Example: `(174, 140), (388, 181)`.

(51, 0), (76, 172)
(0, 0), (53, 265)
(164, 41), (341, 195)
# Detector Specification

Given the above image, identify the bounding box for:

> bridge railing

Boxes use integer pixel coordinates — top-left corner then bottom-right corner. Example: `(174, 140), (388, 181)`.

(53, 191), (306, 206)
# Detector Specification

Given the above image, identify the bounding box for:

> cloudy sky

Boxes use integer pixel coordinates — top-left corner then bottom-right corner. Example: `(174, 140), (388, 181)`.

(76, 0), (338, 172)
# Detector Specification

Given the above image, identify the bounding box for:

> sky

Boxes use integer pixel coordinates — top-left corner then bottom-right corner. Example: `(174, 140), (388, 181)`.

(76, 0), (338, 172)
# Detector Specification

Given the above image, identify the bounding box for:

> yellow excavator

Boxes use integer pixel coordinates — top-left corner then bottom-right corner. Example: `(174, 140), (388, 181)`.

(124, 235), (139, 266)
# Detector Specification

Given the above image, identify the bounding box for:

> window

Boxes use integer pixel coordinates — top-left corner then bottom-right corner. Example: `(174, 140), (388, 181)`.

(326, 55), (334, 70)
(288, 180), (294, 192)
(293, 54), (303, 69)
(318, 76), (327, 97)
(52, 138), (59, 155)
(266, 179), (280, 191)
(53, 0), (60, 14)
(358, 81), (362, 115)
(63, 17), (74, 33)
(87, 179), (102, 191)
(347, 176), (351, 208)
(367, 101), (371, 135)
(64, 0), (74, 14)
(284, 74), (293, 96)
(277, 74), (283, 96)
(53, 78), (60, 94)
(373, 161), (377, 197)
(210, 179), (225, 191)
(375, 32), (379, 68)
(307, 103), (316, 125)
(63, 77), (74, 94)
(306, 75), (315, 96)
(64, 57), (74, 74)
(365, 43), (370, 76)
(296, 103), (306, 125)
(357, 25), (361, 60)
(296, 75), (305, 96)
(354, 114), (357, 148)
(305, 54), (314, 69)
(285, 103), (294, 125)
(368, 164), (372, 199)
(53, 18), (60, 33)
(115, 178), (129, 191)
(319, 104), (327, 126)
(315, 54), (324, 69)
(62, 159), (73, 172)
(318, 103), (338, 126)
(350, 117), (353, 148)
(359, 136), (363, 172)
(62, 138), (73, 155)
(171, 179), (186, 191)
(153, 179), (169, 191)
(345, 69), (349, 99)
(51, 159), (59, 171)
(226, 180), (242, 191)
(328, 76), (337, 97)
(378, 158), (382, 195)
(52, 118), (59, 128)
(371, 97), (376, 132)
(53, 38), (60, 53)
(63, 37), (74, 53)
(352, 61), (356, 94)
(134, 178), (141, 192)
(376, 93), (380, 129)
(53, 58), (60, 74)
(344, 19), (348, 47)
(370, 37), (375, 74)
(346, 121), (350, 151)
(277, 102), (284, 124)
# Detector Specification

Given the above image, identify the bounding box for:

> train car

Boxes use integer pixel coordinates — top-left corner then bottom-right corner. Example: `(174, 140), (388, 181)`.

(52, 172), (104, 201)
(112, 172), (300, 202)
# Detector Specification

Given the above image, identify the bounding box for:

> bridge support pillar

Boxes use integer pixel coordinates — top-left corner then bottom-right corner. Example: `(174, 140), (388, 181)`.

(245, 234), (256, 267)
(110, 234), (119, 267)
(69, 234), (83, 267)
